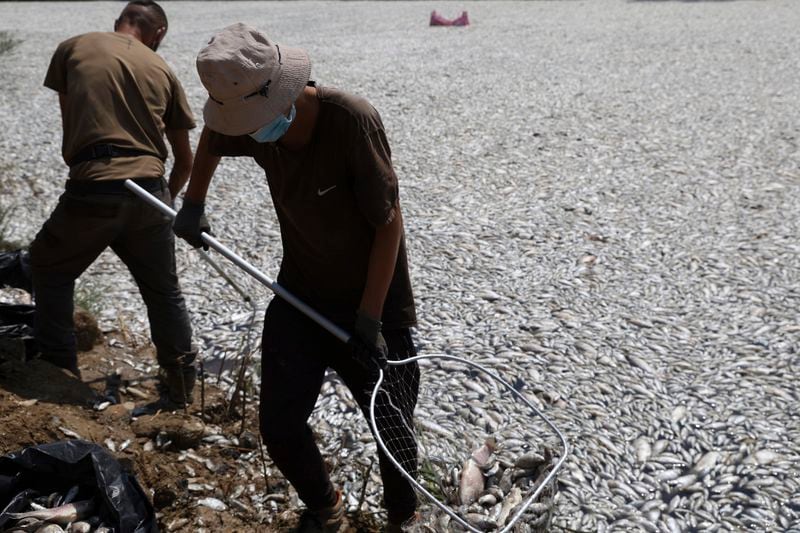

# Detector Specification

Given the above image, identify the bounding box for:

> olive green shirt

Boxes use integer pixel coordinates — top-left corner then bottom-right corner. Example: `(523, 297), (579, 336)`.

(44, 32), (195, 181)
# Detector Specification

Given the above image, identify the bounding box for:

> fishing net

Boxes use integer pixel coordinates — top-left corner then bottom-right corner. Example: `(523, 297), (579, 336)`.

(370, 355), (568, 532)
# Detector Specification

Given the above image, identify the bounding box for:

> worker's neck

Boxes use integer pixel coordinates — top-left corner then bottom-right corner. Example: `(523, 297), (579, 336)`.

(115, 24), (144, 44)
(279, 86), (318, 151)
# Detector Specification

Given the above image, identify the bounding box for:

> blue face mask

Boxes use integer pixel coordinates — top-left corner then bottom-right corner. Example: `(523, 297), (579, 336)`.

(249, 104), (296, 143)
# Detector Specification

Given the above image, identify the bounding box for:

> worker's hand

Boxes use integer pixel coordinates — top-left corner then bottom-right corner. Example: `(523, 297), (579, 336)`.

(173, 197), (211, 250)
(349, 310), (389, 373)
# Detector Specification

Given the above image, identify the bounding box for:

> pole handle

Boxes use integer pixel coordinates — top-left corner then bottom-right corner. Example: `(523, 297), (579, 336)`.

(124, 179), (351, 344)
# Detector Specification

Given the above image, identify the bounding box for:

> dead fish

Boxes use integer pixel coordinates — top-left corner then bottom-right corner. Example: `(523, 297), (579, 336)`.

(57, 427), (81, 440)
(633, 437), (652, 463)
(8, 500), (95, 525)
(515, 451), (545, 470)
(459, 438), (496, 505)
(465, 512), (498, 531)
(495, 486), (522, 526)
(14, 517), (42, 530)
(459, 462), (483, 506)
(66, 522), (92, 533)
(60, 486), (80, 507)
(692, 451), (720, 476)
(34, 525), (65, 533)
(197, 497), (227, 511)
(417, 418), (453, 438)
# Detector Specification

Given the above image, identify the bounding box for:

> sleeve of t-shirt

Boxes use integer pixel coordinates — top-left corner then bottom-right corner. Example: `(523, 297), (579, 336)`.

(43, 39), (72, 93)
(163, 74), (197, 131)
(206, 130), (257, 158)
(350, 125), (399, 227)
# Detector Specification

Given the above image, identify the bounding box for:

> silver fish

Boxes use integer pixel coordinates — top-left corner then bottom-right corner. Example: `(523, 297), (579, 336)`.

(9, 500), (94, 526)
(197, 497), (227, 511)
(34, 526), (65, 533)
(66, 522), (91, 533)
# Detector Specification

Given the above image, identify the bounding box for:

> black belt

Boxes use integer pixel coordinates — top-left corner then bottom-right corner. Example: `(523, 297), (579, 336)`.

(68, 144), (163, 166)
(65, 177), (163, 194)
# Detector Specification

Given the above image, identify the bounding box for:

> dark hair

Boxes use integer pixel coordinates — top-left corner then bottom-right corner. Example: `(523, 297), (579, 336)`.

(121, 1), (168, 33)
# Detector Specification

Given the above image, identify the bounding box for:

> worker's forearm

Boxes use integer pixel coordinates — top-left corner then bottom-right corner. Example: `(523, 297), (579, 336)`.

(359, 208), (403, 320)
(167, 163), (192, 200)
(165, 128), (194, 200)
(185, 126), (221, 204)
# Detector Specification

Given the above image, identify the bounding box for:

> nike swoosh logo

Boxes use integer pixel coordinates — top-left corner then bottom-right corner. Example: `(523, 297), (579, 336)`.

(317, 185), (337, 196)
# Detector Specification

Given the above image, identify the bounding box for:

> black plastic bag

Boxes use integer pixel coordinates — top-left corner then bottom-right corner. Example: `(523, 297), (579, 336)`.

(0, 304), (36, 360)
(0, 440), (157, 532)
(0, 303), (34, 329)
(0, 250), (31, 293)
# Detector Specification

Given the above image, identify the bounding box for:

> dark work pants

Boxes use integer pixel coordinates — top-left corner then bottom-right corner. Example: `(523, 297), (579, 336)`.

(259, 297), (420, 524)
(29, 179), (195, 371)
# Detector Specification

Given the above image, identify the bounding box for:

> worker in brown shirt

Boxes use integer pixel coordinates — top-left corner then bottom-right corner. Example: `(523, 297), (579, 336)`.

(30, 0), (198, 406)
(173, 23), (420, 532)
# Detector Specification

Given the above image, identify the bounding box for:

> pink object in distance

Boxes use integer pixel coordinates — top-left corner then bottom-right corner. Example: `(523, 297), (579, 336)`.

(430, 10), (470, 27)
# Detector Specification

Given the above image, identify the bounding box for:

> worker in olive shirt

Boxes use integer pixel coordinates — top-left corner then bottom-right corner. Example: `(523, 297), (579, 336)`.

(174, 23), (420, 532)
(31, 0), (198, 406)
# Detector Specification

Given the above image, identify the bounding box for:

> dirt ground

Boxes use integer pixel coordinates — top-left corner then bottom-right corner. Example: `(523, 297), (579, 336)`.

(0, 335), (383, 532)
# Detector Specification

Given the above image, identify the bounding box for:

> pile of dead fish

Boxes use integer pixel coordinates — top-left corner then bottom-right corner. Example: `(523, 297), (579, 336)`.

(415, 438), (557, 532)
(1, 489), (108, 533)
(2, 2), (799, 532)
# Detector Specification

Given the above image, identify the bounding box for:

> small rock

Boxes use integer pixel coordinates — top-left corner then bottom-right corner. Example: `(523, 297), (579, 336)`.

(153, 486), (178, 509)
(239, 430), (258, 450)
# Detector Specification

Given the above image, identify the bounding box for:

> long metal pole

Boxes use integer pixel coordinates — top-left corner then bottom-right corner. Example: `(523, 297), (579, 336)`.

(124, 179), (351, 344)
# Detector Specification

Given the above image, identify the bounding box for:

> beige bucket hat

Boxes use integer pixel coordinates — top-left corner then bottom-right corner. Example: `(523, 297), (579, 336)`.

(196, 23), (311, 136)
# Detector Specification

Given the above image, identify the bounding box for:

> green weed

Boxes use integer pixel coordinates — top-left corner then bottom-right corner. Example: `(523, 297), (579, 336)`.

(74, 280), (103, 317)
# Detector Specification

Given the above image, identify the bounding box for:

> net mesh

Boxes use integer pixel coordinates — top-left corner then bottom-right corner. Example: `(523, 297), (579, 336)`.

(371, 355), (560, 532)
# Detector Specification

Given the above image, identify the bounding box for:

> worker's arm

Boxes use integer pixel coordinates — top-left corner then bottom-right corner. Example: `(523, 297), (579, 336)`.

(359, 206), (403, 320)
(173, 126), (220, 249)
(58, 93), (66, 122)
(183, 126), (221, 203)
(165, 128), (193, 200)
(350, 205), (404, 371)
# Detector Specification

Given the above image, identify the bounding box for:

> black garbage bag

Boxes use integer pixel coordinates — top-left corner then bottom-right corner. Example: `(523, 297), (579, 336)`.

(0, 440), (157, 532)
(0, 251), (36, 359)
(0, 304), (36, 361)
(0, 303), (34, 329)
(0, 250), (31, 293)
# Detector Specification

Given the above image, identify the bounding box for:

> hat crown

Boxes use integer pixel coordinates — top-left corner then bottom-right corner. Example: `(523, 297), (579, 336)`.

(197, 23), (280, 102)
(196, 22), (311, 136)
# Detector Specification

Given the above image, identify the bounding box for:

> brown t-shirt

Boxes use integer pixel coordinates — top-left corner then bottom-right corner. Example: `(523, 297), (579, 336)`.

(207, 86), (416, 329)
(44, 32), (195, 181)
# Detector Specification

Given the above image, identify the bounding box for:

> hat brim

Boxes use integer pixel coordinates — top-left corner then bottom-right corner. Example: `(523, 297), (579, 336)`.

(202, 45), (311, 137)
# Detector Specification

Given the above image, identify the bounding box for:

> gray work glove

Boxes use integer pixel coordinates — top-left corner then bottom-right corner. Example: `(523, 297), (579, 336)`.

(173, 197), (211, 250)
(349, 310), (389, 373)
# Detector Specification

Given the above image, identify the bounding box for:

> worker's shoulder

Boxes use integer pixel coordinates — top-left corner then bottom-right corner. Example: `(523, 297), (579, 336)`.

(69, 32), (172, 71)
(60, 31), (124, 50)
(318, 86), (384, 133)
